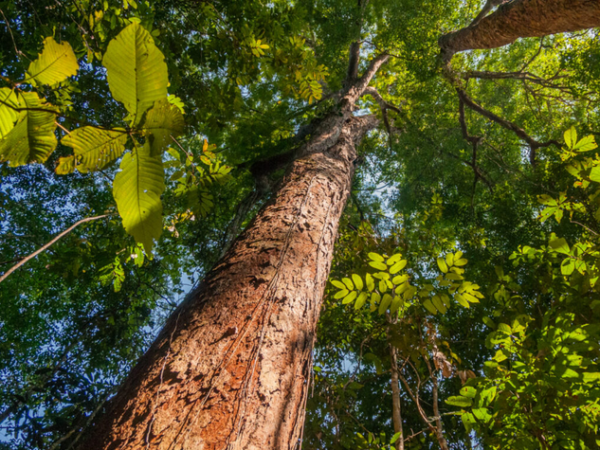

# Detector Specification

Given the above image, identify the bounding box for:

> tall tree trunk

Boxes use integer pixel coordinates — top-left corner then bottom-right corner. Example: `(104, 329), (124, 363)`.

(79, 113), (379, 450)
(439, 0), (600, 58)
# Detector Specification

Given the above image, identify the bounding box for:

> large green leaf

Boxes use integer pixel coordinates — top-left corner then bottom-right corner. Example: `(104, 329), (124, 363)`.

(143, 98), (185, 156)
(113, 150), (165, 252)
(61, 127), (127, 173)
(0, 92), (57, 166)
(103, 23), (168, 125)
(24, 37), (78, 86)
(0, 88), (19, 138)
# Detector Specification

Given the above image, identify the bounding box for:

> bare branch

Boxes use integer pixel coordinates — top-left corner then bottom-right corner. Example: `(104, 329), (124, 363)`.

(456, 87), (560, 165)
(0, 215), (109, 284)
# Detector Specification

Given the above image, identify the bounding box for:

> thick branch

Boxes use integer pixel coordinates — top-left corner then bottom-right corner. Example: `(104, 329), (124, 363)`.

(439, 0), (600, 59)
(0, 215), (108, 284)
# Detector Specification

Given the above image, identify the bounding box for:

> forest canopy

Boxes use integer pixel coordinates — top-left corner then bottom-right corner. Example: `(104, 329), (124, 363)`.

(0, 0), (599, 449)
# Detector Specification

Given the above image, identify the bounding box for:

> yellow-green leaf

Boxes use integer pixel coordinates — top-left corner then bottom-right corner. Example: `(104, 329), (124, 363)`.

(379, 293), (393, 315)
(437, 257), (448, 273)
(371, 292), (381, 304)
(368, 252), (384, 262)
(366, 273), (375, 292)
(387, 254), (402, 265)
(24, 37), (78, 86)
(342, 291), (357, 305)
(432, 295), (447, 314)
(564, 126), (577, 150)
(573, 134), (597, 152)
(352, 274), (364, 291)
(55, 155), (76, 174)
(389, 259), (407, 274)
(113, 151), (165, 252)
(392, 274), (409, 285)
(0, 88), (19, 138)
(0, 92), (57, 167)
(103, 23), (168, 125)
(143, 98), (185, 156)
(331, 280), (346, 290)
(423, 299), (437, 315)
(455, 293), (470, 308)
(355, 292), (368, 310)
(334, 289), (349, 299)
(61, 127), (127, 173)
(369, 260), (387, 271)
(342, 277), (354, 290)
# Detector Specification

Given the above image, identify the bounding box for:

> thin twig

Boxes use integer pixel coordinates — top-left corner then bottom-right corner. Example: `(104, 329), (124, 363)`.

(0, 215), (109, 284)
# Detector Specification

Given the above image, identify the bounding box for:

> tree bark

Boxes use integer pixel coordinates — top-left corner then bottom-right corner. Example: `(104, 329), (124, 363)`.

(79, 111), (379, 450)
(439, 0), (600, 58)
(388, 341), (404, 450)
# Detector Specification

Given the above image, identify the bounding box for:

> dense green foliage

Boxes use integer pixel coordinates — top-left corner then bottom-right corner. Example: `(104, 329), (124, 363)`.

(1, 0), (600, 449)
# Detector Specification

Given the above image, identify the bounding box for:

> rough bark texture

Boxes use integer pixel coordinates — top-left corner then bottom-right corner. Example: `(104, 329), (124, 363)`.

(79, 112), (379, 450)
(439, 0), (600, 57)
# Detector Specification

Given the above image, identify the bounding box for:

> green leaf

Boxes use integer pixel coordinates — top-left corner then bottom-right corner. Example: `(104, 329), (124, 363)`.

(423, 299), (437, 315)
(390, 296), (402, 314)
(0, 92), (57, 167)
(497, 323), (512, 335)
(432, 295), (447, 314)
(387, 254), (402, 265)
(437, 257), (448, 273)
(371, 292), (381, 304)
(113, 151), (165, 252)
(369, 260), (387, 271)
(342, 291), (357, 305)
(331, 280), (346, 290)
(561, 258), (575, 276)
(0, 88), (19, 138)
(389, 259), (407, 274)
(368, 252), (384, 262)
(392, 274), (409, 285)
(334, 289), (349, 299)
(564, 127), (577, 149)
(583, 372), (600, 382)
(355, 292), (368, 310)
(549, 237), (570, 255)
(352, 274), (364, 291)
(342, 277), (354, 290)
(143, 98), (185, 156)
(455, 293), (469, 308)
(446, 396), (472, 408)
(460, 386), (477, 398)
(103, 23), (168, 125)
(55, 155), (75, 174)
(573, 134), (597, 152)
(366, 273), (375, 291)
(24, 37), (78, 86)
(61, 127), (127, 173)
(379, 293), (393, 315)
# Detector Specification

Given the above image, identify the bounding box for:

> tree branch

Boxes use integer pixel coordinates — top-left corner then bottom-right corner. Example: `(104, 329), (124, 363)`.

(0, 215), (109, 284)
(439, 0), (600, 61)
(456, 87), (560, 165)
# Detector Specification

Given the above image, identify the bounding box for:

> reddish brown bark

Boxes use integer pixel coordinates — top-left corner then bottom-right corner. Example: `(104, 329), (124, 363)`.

(439, 0), (600, 57)
(79, 110), (378, 449)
